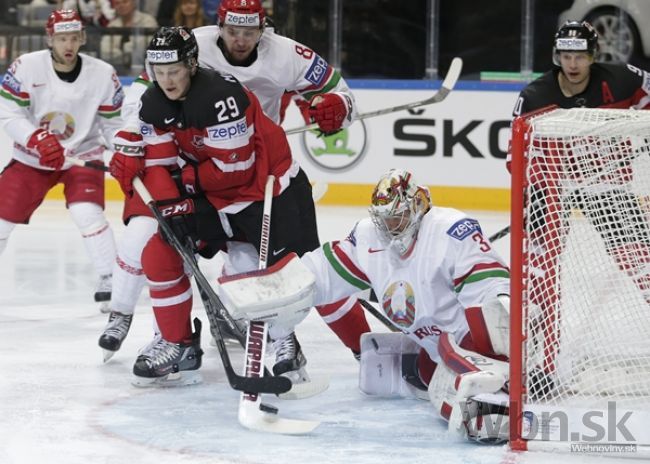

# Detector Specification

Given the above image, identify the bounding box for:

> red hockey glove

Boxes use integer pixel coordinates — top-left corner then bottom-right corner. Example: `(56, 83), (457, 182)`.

(110, 153), (144, 197)
(109, 131), (144, 197)
(308, 93), (350, 134)
(27, 128), (65, 170)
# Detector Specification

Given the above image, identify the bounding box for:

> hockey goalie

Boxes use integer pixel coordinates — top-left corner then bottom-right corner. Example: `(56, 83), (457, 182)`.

(218, 169), (511, 443)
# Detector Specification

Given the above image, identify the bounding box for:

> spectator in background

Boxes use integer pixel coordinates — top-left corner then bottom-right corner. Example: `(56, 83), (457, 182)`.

(158, 0), (210, 27)
(173, 0), (208, 28)
(100, 0), (157, 67)
(59, 0), (114, 27)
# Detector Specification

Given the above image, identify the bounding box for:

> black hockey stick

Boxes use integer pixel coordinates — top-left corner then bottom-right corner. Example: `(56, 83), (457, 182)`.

(359, 299), (400, 333)
(284, 57), (463, 135)
(67, 158), (291, 394)
(488, 225), (510, 242)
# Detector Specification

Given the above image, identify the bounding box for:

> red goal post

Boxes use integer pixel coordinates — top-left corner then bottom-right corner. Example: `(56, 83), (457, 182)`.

(509, 107), (650, 456)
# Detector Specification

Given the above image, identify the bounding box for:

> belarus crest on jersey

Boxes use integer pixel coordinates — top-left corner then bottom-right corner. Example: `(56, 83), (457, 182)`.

(382, 281), (416, 328)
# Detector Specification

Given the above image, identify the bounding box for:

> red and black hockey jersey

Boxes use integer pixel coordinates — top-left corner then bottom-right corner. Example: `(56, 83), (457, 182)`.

(139, 67), (297, 213)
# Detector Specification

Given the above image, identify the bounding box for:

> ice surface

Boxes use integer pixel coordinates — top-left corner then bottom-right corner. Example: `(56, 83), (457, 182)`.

(0, 202), (635, 463)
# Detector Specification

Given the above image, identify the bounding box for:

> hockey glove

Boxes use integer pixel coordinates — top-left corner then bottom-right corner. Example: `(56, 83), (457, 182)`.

(109, 131), (144, 197)
(27, 128), (65, 170)
(308, 93), (351, 134)
(180, 163), (201, 195)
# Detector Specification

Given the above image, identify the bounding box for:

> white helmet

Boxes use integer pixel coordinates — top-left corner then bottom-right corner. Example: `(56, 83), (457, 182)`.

(369, 169), (431, 257)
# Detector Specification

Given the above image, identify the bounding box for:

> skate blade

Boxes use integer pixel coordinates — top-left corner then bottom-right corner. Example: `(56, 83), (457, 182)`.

(131, 370), (203, 388)
(278, 373), (329, 400)
(102, 349), (116, 363)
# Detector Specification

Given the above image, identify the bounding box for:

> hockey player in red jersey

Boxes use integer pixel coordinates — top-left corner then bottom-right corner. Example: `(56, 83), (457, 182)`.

(125, 26), (333, 386)
(99, 0), (371, 380)
(0, 9), (122, 311)
(510, 21), (650, 362)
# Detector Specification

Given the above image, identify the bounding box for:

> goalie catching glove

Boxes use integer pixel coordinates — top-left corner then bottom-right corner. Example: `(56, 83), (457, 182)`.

(217, 253), (315, 332)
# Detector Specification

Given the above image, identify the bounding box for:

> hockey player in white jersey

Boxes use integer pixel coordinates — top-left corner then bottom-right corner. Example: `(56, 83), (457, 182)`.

(0, 9), (122, 312)
(218, 169), (512, 443)
(100, 0), (372, 385)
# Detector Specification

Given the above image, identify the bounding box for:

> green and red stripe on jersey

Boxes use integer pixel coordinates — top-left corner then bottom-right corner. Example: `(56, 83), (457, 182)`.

(323, 241), (371, 290)
(98, 103), (121, 119)
(0, 83), (29, 107)
(453, 262), (510, 293)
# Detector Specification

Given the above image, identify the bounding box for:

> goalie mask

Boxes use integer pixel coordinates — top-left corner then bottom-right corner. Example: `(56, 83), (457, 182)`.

(552, 20), (598, 66)
(369, 169), (431, 257)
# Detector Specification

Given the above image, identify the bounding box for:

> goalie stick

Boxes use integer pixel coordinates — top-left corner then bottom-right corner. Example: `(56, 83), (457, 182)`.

(284, 56), (463, 136)
(66, 157), (291, 395)
(488, 225), (510, 243)
(238, 175), (320, 434)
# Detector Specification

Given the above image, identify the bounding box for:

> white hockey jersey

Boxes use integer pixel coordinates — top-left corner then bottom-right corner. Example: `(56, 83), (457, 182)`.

(192, 25), (356, 123)
(0, 50), (124, 170)
(302, 207), (510, 362)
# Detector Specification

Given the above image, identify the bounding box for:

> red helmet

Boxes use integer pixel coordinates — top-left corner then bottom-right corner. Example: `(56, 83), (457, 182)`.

(46, 9), (84, 36)
(217, 0), (265, 28)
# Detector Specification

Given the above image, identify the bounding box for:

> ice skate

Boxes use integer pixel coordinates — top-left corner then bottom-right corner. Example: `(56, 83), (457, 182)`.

(98, 311), (133, 362)
(132, 318), (203, 387)
(94, 274), (112, 314)
(272, 332), (329, 400)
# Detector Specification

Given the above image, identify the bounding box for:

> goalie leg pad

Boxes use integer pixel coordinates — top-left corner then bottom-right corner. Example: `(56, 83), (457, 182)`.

(429, 333), (510, 443)
(358, 332), (427, 400)
(465, 294), (510, 358)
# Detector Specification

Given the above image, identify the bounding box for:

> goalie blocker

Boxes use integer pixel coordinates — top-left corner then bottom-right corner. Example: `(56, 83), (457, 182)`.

(217, 253), (315, 333)
(219, 255), (512, 444)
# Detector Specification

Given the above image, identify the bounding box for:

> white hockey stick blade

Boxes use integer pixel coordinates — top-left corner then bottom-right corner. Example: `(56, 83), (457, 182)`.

(311, 181), (328, 203)
(238, 400), (320, 435)
(284, 57), (463, 135)
(278, 375), (329, 400)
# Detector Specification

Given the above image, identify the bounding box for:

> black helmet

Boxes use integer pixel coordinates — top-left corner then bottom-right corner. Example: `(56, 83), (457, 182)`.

(146, 26), (198, 67)
(553, 20), (599, 65)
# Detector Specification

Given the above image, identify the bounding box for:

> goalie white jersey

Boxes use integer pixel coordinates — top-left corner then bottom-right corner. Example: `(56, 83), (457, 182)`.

(0, 50), (124, 170)
(302, 207), (510, 362)
(193, 25), (354, 123)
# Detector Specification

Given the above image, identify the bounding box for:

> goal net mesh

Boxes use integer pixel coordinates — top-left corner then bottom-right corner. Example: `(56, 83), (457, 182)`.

(519, 108), (650, 410)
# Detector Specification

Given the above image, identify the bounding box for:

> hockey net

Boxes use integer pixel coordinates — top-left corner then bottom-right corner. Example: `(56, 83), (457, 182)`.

(509, 108), (650, 455)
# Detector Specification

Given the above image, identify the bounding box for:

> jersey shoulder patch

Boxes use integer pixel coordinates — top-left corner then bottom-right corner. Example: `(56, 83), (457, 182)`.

(303, 53), (330, 86)
(446, 218), (482, 240)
